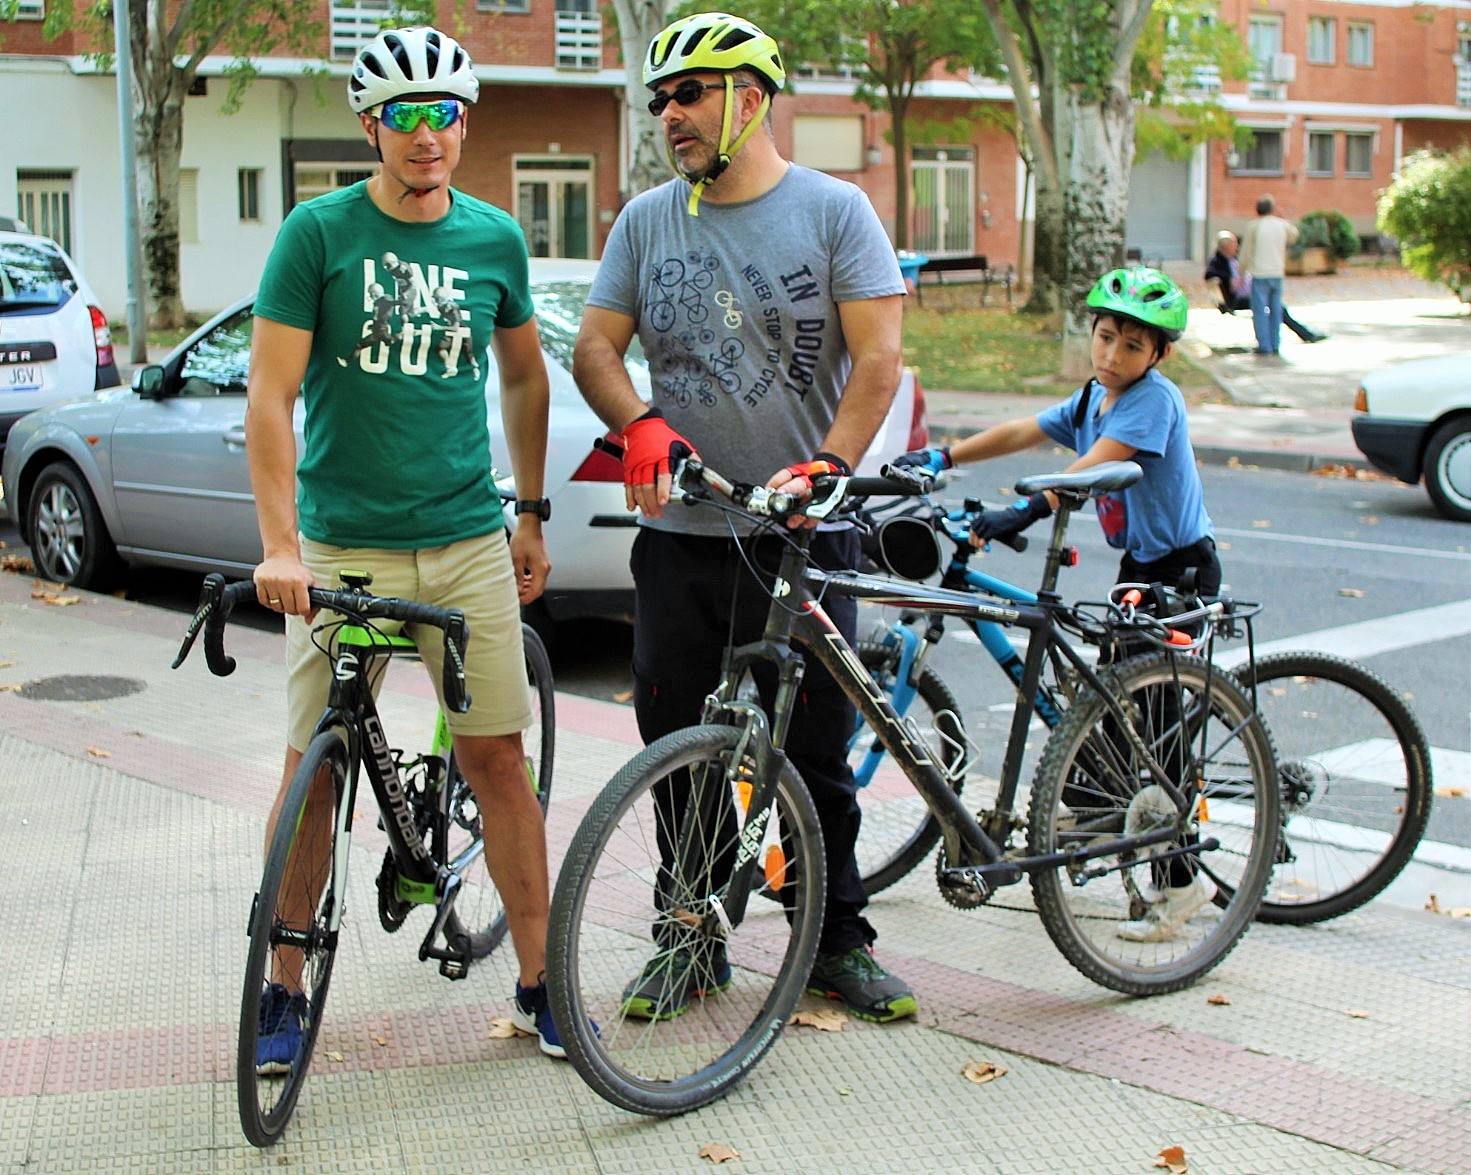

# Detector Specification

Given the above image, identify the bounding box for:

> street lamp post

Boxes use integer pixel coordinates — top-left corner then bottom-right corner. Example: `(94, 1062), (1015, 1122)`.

(112, 0), (148, 363)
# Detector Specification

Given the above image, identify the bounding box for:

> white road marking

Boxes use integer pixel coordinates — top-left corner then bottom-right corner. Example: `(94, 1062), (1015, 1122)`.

(1215, 598), (1471, 665)
(1214, 527), (1471, 563)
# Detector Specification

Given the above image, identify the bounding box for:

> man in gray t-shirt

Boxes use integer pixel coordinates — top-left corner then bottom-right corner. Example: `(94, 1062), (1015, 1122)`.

(572, 11), (916, 1024)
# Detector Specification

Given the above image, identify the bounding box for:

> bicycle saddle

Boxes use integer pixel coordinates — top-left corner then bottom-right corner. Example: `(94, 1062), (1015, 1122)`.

(1015, 460), (1142, 497)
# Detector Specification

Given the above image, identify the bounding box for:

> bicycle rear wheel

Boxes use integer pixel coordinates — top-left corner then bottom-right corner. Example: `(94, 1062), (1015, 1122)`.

(547, 724), (825, 1115)
(1029, 654), (1278, 995)
(238, 729), (349, 1147)
(1233, 652), (1432, 924)
(444, 622), (555, 958)
(852, 641), (966, 894)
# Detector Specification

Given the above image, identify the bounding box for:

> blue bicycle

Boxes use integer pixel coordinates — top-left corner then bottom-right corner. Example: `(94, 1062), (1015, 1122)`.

(848, 488), (1433, 925)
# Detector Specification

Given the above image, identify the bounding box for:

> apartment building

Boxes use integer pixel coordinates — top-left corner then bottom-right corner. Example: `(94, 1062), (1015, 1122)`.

(3, 0), (1468, 316)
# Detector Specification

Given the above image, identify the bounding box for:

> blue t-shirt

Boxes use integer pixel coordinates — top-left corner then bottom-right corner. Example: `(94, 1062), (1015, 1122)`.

(1036, 370), (1211, 563)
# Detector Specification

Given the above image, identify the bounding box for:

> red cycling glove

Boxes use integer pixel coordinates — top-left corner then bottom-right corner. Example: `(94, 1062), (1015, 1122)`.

(620, 409), (696, 490)
(773, 451), (852, 494)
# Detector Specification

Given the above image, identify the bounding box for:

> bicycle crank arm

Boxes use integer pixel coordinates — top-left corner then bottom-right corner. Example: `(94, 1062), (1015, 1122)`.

(417, 871), (471, 979)
(1074, 836), (1222, 883)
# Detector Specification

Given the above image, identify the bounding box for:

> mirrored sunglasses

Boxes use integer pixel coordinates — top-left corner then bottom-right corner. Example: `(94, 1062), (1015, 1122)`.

(647, 78), (749, 117)
(377, 99), (464, 133)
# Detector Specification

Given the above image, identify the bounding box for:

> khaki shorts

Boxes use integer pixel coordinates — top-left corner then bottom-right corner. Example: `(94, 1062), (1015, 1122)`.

(286, 531), (531, 753)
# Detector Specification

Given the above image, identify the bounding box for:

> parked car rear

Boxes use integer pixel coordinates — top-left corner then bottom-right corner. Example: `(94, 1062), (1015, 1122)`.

(0, 229), (119, 460)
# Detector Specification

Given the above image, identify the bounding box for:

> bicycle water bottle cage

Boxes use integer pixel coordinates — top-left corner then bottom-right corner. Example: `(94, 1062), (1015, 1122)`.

(338, 568), (374, 591)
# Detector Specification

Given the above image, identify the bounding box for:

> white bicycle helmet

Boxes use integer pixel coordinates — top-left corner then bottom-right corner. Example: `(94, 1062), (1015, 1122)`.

(348, 27), (479, 114)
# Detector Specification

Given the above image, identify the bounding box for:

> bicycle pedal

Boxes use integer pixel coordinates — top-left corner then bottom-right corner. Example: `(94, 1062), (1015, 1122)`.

(438, 952), (470, 980)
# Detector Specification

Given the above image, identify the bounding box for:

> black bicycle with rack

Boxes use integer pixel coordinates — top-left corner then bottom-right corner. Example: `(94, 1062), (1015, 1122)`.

(173, 571), (554, 1146)
(849, 485), (1434, 925)
(546, 458), (1280, 1115)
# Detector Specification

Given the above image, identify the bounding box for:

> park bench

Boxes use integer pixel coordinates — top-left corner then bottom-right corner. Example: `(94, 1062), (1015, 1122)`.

(915, 254), (1015, 307)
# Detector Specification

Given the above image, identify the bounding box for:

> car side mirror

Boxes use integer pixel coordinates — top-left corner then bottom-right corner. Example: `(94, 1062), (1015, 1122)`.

(133, 364), (166, 399)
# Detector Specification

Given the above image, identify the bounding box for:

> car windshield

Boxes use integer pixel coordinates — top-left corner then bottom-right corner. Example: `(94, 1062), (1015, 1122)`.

(531, 279), (649, 380)
(0, 240), (77, 314)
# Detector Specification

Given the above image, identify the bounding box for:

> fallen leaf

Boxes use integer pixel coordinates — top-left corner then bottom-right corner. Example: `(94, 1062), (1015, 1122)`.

(1226, 455), (1241, 469)
(372, 1033), (388, 1046)
(1216, 540), (1231, 551)
(85, 746), (111, 759)
(1435, 787), (1467, 798)
(0, 554), (34, 573)
(1426, 893), (1443, 914)
(1337, 588), (1365, 598)
(838, 1087), (852, 1096)
(961, 1060), (1008, 1085)
(1359, 515), (1380, 525)
(0, 683), (21, 693)
(1154, 1145), (1188, 1173)
(324, 1050), (345, 1062)
(0, 660), (14, 669)
(1449, 908), (1471, 919)
(488, 1017), (532, 1039)
(1250, 519), (1271, 528)
(1344, 1009), (1371, 1019)
(1206, 993), (1231, 1006)
(789, 1007), (847, 1032)
(1268, 686), (1288, 697)
(612, 688), (633, 703)
(698, 1143), (741, 1163)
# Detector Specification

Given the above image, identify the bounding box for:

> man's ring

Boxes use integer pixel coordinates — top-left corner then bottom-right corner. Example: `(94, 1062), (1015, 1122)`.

(268, 597), (281, 605)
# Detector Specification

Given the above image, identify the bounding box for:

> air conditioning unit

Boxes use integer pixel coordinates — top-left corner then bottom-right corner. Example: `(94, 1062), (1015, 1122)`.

(1270, 52), (1297, 83)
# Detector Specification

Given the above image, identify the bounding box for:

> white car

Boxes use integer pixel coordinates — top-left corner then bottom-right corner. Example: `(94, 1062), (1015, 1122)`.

(3, 258), (929, 622)
(1351, 355), (1470, 522)
(0, 228), (119, 461)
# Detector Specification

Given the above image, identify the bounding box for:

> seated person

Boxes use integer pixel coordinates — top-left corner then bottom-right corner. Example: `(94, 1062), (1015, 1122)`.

(1205, 230), (1325, 343)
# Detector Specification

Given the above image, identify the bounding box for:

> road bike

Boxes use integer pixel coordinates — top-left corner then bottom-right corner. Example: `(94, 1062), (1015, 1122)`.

(850, 490), (1434, 924)
(546, 459), (1279, 1115)
(173, 571), (554, 1146)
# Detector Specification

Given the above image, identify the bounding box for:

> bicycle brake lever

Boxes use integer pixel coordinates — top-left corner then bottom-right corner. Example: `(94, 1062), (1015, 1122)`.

(172, 573), (225, 669)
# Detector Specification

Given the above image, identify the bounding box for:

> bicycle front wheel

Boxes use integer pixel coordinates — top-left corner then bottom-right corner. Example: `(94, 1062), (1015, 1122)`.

(443, 622), (556, 958)
(1234, 652), (1432, 924)
(852, 641), (966, 894)
(547, 724), (825, 1115)
(1029, 654), (1278, 995)
(237, 729), (349, 1147)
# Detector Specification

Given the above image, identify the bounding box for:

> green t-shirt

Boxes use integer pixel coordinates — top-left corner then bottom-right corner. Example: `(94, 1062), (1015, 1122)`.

(254, 182), (534, 548)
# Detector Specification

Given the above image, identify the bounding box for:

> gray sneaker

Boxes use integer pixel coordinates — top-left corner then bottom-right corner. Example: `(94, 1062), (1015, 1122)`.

(620, 944), (732, 1021)
(805, 947), (917, 1022)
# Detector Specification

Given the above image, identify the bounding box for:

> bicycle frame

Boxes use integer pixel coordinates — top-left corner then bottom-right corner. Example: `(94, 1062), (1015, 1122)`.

(711, 523), (1195, 906)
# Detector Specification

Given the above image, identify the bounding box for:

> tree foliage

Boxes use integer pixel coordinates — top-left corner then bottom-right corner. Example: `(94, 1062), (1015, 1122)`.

(1378, 149), (1471, 301)
(689, 0), (1001, 249)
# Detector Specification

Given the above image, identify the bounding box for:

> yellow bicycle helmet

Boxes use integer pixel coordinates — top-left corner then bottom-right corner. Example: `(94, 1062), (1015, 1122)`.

(643, 13), (786, 215)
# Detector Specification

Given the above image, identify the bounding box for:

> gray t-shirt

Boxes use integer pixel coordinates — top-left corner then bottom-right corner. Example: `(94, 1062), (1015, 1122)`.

(588, 165), (905, 536)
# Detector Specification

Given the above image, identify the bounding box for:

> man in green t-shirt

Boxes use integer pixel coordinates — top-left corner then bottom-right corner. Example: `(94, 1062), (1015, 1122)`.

(245, 26), (564, 1068)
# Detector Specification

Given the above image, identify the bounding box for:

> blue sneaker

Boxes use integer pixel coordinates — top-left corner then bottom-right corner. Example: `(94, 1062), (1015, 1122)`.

(255, 983), (306, 1077)
(512, 979), (568, 1059)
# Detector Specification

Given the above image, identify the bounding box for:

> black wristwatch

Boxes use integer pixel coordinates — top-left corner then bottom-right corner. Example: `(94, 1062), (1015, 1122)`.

(514, 498), (551, 522)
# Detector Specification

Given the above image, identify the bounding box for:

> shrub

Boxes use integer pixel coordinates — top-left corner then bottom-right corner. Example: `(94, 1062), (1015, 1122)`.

(1295, 210), (1358, 260)
(1378, 148), (1471, 300)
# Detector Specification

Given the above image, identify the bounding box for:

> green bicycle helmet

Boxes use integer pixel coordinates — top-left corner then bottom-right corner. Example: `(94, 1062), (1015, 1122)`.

(644, 13), (786, 216)
(643, 12), (786, 93)
(1085, 267), (1188, 341)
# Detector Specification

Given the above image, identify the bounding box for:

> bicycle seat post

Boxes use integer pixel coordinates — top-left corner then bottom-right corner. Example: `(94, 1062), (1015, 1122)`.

(1037, 496), (1081, 600)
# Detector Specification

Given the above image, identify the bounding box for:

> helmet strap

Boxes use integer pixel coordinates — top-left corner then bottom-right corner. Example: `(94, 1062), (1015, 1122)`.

(683, 75), (770, 216)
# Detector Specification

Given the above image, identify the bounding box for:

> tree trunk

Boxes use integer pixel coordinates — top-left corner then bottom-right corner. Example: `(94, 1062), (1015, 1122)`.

(1026, 174), (1063, 315)
(1047, 87), (1136, 380)
(613, 0), (671, 198)
(891, 101), (909, 249)
(136, 94), (187, 329)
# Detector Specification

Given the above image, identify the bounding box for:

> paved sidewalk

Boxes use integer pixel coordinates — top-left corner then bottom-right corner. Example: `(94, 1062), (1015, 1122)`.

(922, 269), (1468, 474)
(2, 570), (1468, 1173)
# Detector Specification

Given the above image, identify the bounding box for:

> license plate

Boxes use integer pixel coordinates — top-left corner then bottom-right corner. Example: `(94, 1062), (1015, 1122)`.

(4, 365), (41, 392)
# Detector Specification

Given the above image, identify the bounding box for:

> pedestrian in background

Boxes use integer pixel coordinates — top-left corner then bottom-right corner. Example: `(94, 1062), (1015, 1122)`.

(1206, 229), (1324, 344)
(1240, 195), (1299, 355)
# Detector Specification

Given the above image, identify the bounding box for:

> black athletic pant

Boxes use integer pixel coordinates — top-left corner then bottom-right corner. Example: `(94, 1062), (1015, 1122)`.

(631, 526), (875, 955)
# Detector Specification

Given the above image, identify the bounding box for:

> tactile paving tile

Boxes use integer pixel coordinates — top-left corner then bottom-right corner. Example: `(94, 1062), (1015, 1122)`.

(26, 1083), (215, 1160)
(0, 1096), (36, 1166)
(1369, 1100), (1471, 1174)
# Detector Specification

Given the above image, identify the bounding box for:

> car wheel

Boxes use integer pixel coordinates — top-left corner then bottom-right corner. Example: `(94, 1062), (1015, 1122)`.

(1424, 417), (1471, 522)
(27, 462), (121, 589)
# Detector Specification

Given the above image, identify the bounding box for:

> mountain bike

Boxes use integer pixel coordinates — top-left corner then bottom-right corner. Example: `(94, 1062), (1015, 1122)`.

(546, 459), (1279, 1115)
(851, 490), (1434, 924)
(173, 571), (554, 1146)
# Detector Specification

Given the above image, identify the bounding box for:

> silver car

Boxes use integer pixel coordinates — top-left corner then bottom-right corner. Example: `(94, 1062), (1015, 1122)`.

(2, 258), (927, 620)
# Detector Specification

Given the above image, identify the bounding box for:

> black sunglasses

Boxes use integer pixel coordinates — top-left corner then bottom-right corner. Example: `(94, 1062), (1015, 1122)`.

(647, 78), (750, 116)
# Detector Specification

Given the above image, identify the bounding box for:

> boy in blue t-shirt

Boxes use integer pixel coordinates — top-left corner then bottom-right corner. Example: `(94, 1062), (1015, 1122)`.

(893, 267), (1219, 942)
(895, 266), (1217, 596)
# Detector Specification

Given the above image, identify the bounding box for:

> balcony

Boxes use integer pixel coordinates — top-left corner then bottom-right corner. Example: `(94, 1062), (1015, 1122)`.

(330, 0), (393, 61)
(555, 9), (601, 71)
(1458, 62), (1471, 109)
